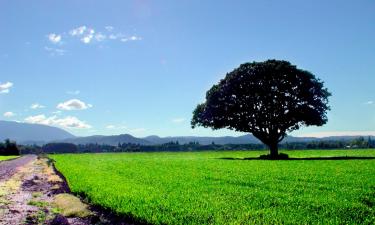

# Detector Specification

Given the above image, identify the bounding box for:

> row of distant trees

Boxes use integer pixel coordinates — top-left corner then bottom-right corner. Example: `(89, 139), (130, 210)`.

(284, 137), (375, 149)
(0, 139), (20, 155)
(17, 136), (375, 154)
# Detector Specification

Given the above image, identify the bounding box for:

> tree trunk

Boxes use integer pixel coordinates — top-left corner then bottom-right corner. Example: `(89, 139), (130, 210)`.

(252, 133), (280, 159)
(269, 142), (279, 159)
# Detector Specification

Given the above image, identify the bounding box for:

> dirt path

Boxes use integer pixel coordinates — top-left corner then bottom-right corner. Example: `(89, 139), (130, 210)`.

(0, 155), (37, 182)
(0, 156), (134, 225)
(0, 156), (93, 225)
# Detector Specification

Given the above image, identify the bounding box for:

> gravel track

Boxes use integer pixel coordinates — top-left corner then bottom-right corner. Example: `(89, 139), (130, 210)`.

(0, 155), (37, 182)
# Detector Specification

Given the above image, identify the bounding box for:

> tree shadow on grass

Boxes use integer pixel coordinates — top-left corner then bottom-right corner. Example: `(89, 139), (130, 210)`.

(219, 156), (375, 161)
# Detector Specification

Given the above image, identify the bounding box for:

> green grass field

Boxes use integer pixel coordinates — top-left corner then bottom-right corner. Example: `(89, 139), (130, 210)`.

(51, 150), (375, 224)
(0, 156), (19, 161)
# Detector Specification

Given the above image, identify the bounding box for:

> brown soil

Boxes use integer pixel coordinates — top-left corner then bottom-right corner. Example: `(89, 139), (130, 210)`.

(0, 155), (36, 182)
(0, 155), (91, 225)
(0, 155), (142, 225)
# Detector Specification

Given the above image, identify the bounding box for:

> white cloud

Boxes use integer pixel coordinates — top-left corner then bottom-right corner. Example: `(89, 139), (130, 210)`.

(120, 35), (142, 42)
(82, 33), (94, 44)
(67, 90), (80, 95)
(95, 33), (106, 42)
(48, 25), (141, 47)
(30, 103), (45, 109)
(106, 125), (116, 129)
(81, 36), (91, 44)
(69, 26), (87, 36)
(54, 116), (91, 129)
(365, 101), (374, 105)
(79, 28), (95, 44)
(0, 82), (13, 94)
(24, 114), (91, 129)
(44, 46), (66, 56)
(57, 99), (92, 111)
(171, 118), (186, 123)
(69, 26), (96, 44)
(25, 114), (54, 125)
(48, 33), (62, 44)
(109, 34), (118, 40)
(105, 26), (114, 32)
(3, 112), (15, 117)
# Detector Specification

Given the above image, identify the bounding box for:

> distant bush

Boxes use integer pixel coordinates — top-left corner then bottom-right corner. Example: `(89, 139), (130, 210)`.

(0, 139), (20, 156)
(42, 143), (78, 154)
(16, 136), (375, 155)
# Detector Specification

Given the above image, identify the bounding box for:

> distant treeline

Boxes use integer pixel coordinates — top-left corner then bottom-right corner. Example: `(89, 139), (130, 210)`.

(17, 136), (375, 154)
(0, 139), (20, 155)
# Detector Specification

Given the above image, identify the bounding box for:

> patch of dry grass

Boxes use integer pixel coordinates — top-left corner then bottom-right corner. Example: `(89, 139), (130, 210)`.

(53, 193), (92, 218)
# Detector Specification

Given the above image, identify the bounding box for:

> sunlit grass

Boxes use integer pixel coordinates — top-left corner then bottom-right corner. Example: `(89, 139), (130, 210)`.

(51, 150), (375, 224)
(0, 156), (19, 161)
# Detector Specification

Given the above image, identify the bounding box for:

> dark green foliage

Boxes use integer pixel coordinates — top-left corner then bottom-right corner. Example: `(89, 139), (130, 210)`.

(0, 139), (20, 155)
(192, 60), (331, 157)
(42, 143), (78, 154)
(25, 137), (373, 154)
(18, 144), (42, 154)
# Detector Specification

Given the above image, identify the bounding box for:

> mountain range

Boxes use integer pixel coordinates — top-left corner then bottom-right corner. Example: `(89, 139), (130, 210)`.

(0, 120), (75, 144)
(0, 120), (373, 146)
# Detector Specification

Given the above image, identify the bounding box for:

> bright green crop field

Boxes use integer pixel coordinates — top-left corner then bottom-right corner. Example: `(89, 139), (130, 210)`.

(0, 155), (18, 161)
(50, 150), (375, 224)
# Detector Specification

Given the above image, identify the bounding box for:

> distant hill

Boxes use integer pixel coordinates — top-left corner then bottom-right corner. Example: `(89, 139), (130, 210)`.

(63, 134), (150, 146)
(144, 134), (375, 145)
(0, 120), (75, 144)
(1, 120), (373, 146)
(65, 134), (375, 146)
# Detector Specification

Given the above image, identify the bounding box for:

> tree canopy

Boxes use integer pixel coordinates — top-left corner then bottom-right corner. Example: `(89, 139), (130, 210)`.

(0, 139), (20, 156)
(191, 60), (331, 158)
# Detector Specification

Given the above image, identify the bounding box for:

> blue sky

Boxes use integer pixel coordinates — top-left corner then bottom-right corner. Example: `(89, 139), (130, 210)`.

(0, 0), (374, 137)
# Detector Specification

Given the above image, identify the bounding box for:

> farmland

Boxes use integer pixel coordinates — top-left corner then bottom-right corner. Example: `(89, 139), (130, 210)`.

(51, 150), (375, 224)
(0, 156), (18, 161)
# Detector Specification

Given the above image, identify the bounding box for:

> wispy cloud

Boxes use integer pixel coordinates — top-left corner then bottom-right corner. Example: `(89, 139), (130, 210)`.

(95, 33), (106, 42)
(130, 128), (146, 133)
(67, 90), (80, 95)
(171, 118), (186, 123)
(24, 114), (91, 129)
(47, 33), (62, 44)
(120, 35), (142, 42)
(80, 28), (95, 44)
(57, 99), (92, 111)
(106, 125), (116, 129)
(47, 25), (142, 46)
(69, 26), (87, 36)
(69, 26), (99, 44)
(0, 82), (13, 94)
(105, 26), (114, 32)
(30, 103), (45, 109)
(364, 101), (374, 105)
(3, 111), (15, 117)
(44, 46), (66, 56)
(44, 26), (142, 56)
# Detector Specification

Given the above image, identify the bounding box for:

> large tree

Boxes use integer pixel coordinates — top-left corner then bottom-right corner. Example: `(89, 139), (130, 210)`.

(191, 60), (331, 158)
